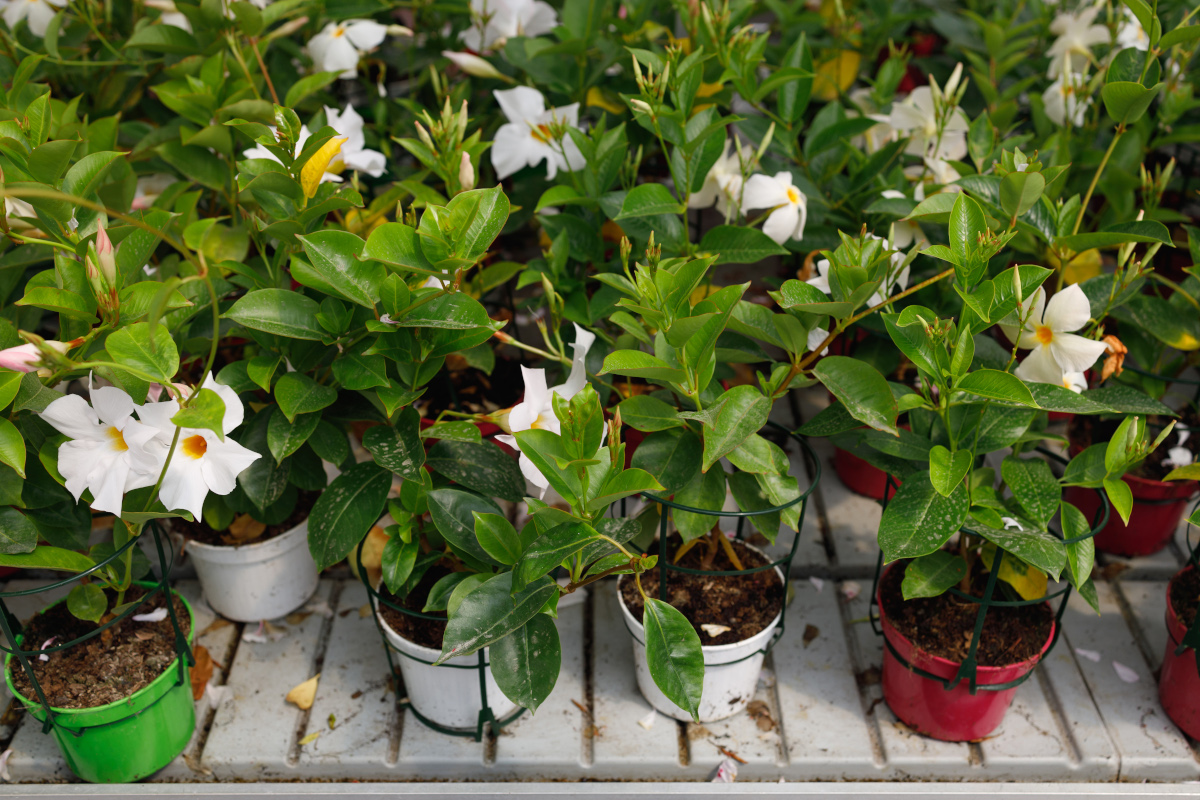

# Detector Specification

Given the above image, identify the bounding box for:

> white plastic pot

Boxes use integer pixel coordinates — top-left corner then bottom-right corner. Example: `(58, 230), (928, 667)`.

(376, 604), (518, 731)
(617, 555), (785, 723)
(185, 519), (320, 622)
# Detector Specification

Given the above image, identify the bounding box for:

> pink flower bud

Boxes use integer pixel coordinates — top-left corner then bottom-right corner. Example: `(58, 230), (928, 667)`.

(95, 225), (117, 287)
(0, 343), (42, 372)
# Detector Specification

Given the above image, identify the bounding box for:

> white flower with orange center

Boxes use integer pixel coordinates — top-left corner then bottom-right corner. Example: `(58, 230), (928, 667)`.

(1000, 285), (1108, 388)
(1047, 5), (1109, 78)
(39, 378), (164, 516)
(496, 324), (596, 495)
(307, 19), (389, 79)
(460, 0), (558, 52)
(490, 87), (585, 180)
(4, 0), (68, 38)
(139, 374), (261, 521)
(741, 172), (807, 245)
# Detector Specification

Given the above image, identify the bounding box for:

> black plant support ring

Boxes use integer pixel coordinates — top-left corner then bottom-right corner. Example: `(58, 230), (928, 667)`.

(618, 422), (822, 667)
(0, 520), (193, 737)
(868, 451), (1110, 695)
(355, 540), (525, 742)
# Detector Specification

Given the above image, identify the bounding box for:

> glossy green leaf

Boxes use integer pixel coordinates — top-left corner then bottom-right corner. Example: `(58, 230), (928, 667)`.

(642, 597), (704, 721)
(813, 356), (898, 435)
(436, 572), (557, 663)
(902, 551), (966, 599)
(274, 373), (337, 423)
(427, 439), (525, 503)
(877, 472), (969, 562)
(362, 408), (426, 480)
(491, 615), (561, 714)
(67, 583), (106, 623)
(307, 462), (391, 571)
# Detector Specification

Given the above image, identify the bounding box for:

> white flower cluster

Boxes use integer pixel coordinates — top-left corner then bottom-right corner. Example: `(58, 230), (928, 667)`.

(39, 375), (260, 521)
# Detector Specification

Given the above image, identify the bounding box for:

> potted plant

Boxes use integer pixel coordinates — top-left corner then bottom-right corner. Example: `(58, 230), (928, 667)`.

(1160, 512), (1200, 740)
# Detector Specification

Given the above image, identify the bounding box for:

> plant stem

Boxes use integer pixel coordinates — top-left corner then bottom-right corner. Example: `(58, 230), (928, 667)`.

(249, 38), (281, 105)
(1072, 125), (1124, 236)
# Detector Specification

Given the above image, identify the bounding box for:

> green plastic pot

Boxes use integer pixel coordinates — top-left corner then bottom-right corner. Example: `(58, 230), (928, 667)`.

(4, 583), (196, 783)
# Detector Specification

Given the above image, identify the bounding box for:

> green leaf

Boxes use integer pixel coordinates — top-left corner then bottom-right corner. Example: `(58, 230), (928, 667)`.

(641, 597), (704, 721)
(969, 523), (1068, 581)
(274, 373), (337, 423)
(0, 506), (38, 554)
(308, 420), (350, 466)
(1060, 501), (1094, 590)
(361, 222), (437, 274)
(1103, 477), (1134, 525)
(62, 151), (126, 199)
(617, 395), (683, 432)
(1164, 463), (1200, 482)
(307, 462), (391, 571)
(436, 572), (558, 663)
(361, 408), (426, 480)
(224, 289), (325, 340)
(902, 551), (967, 600)
(296, 231), (381, 309)
(1159, 25), (1200, 49)
(106, 322), (179, 383)
(1001, 456), (1059, 526)
(171, 387), (226, 441)
(1101, 81), (1161, 124)
(949, 193), (986, 266)
(955, 369), (1037, 406)
(491, 615), (561, 714)
(0, 544), (94, 571)
(599, 350), (687, 384)
(813, 356), (898, 435)
(0, 371), (23, 411)
(1055, 219), (1173, 252)
(0, 418), (26, 478)
(698, 385), (771, 472)
(267, 407), (320, 462)
(588, 468), (664, 512)
(672, 466), (726, 542)
(427, 487), (505, 566)
(513, 522), (599, 591)
(698, 225), (788, 265)
(67, 583), (107, 622)
(999, 171), (1045, 220)
(615, 183), (680, 219)
(929, 445), (971, 498)
(877, 473), (969, 562)
(426, 439), (525, 503)
(125, 24), (200, 53)
(630, 428), (702, 494)
(381, 533), (420, 595)
(283, 71), (341, 107)
(473, 512), (523, 566)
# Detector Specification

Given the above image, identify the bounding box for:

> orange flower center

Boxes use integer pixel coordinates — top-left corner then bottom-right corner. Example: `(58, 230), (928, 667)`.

(107, 426), (128, 452)
(182, 435), (208, 460)
(1035, 325), (1054, 345)
(332, 26), (345, 37)
(529, 124), (553, 144)
(786, 187), (800, 204)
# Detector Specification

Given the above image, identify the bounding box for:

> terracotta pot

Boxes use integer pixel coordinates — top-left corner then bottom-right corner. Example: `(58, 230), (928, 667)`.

(1160, 566), (1200, 740)
(877, 564), (1055, 742)
(1064, 475), (1197, 557)
(834, 446), (899, 500)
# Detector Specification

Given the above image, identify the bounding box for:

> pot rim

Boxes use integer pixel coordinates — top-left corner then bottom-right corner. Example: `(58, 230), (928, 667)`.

(876, 562), (1056, 677)
(4, 582), (196, 719)
(615, 540), (786, 653)
(184, 515), (309, 555)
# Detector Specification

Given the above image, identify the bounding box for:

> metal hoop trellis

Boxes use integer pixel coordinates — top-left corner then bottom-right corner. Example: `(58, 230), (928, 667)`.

(618, 422), (822, 667)
(0, 520), (193, 737)
(868, 449), (1111, 695)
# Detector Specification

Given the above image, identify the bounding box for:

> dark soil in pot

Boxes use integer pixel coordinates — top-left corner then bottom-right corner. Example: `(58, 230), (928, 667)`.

(880, 561), (1052, 666)
(378, 565), (452, 650)
(414, 354), (524, 420)
(1069, 412), (1200, 481)
(11, 587), (191, 710)
(619, 536), (784, 647)
(1170, 566), (1200, 629)
(175, 490), (320, 547)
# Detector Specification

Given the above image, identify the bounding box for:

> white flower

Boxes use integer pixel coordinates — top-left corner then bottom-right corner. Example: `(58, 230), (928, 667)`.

(689, 139), (751, 216)
(460, 0), (557, 52)
(888, 87), (969, 161)
(1061, 371), (1088, 393)
(443, 50), (506, 80)
(1047, 5), (1109, 78)
(138, 374), (261, 521)
(308, 20), (388, 79)
(132, 174), (176, 210)
(807, 327), (829, 356)
(323, 105), (386, 177)
(1003, 285), (1108, 385)
(490, 87), (584, 180)
(145, 0), (191, 31)
(1115, 8), (1149, 51)
(39, 378), (164, 516)
(806, 258), (832, 294)
(4, 196), (35, 230)
(4, 0), (68, 37)
(1043, 71), (1092, 127)
(741, 171), (807, 245)
(880, 191), (929, 250)
(1163, 447), (1194, 468)
(496, 324), (595, 496)
(1001, 516), (1024, 531)
(848, 88), (897, 154)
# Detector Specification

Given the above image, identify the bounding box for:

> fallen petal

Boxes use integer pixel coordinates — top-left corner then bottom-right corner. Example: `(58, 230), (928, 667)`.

(711, 757), (738, 783)
(840, 581), (862, 601)
(132, 607), (169, 623)
(809, 576), (825, 592)
(304, 598), (334, 619)
(0, 748), (12, 782)
(638, 710), (656, 730)
(700, 623), (732, 637)
(1075, 648), (1101, 662)
(1112, 661), (1139, 683)
(286, 674), (321, 710)
(38, 637), (56, 662)
(205, 682), (232, 708)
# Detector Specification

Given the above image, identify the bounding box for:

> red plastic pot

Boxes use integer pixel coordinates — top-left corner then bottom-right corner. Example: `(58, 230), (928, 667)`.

(1063, 475), (1197, 557)
(834, 447), (899, 500)
(876, 564), (1055, 742)
(1160, 566), (1200, 740)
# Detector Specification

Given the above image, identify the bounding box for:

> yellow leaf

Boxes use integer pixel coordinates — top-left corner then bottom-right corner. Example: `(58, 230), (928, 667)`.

(299, 730), (320, 746)
(813, 51), (860, 101)
(980, 543), (1047, 601)
(693, 81), (725, 113)
(1050, 248), (1102, 285)
(587, 87), (625, 116)
(300, 137), (347, 199)
(286, 673), (321, 710)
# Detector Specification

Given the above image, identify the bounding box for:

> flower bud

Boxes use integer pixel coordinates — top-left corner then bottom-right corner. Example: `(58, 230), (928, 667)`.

(0, 343), (43, 372)
(387, 24), (414, 37)
(629, 98), (654, 115)
(944, 62), (964, 100)
(458, 152), (475, 191)
(442, 51), (505, 80)
(95, 224), (117, 287)
(414, 120), (435, 152)
(267, 15), (309, 40)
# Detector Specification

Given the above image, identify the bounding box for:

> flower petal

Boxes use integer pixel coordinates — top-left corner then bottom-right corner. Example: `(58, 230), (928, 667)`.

(1014, 345), (1065, 385)
(201, 437), (262, 496)
(1043, 284), (1092, 333)
(494, 86), (546, 124)
(762, 203), (800, 245)
(553, 324), (594, 398)
(344, 19), (388, 51)
(90, 383), (134, 428)
(491, 122), (538, 180)
(1048, 332), (1108, 373)
(741, 173), (790, 211)
(40, 394), (101, 441)
(158, 457), (210, 521)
